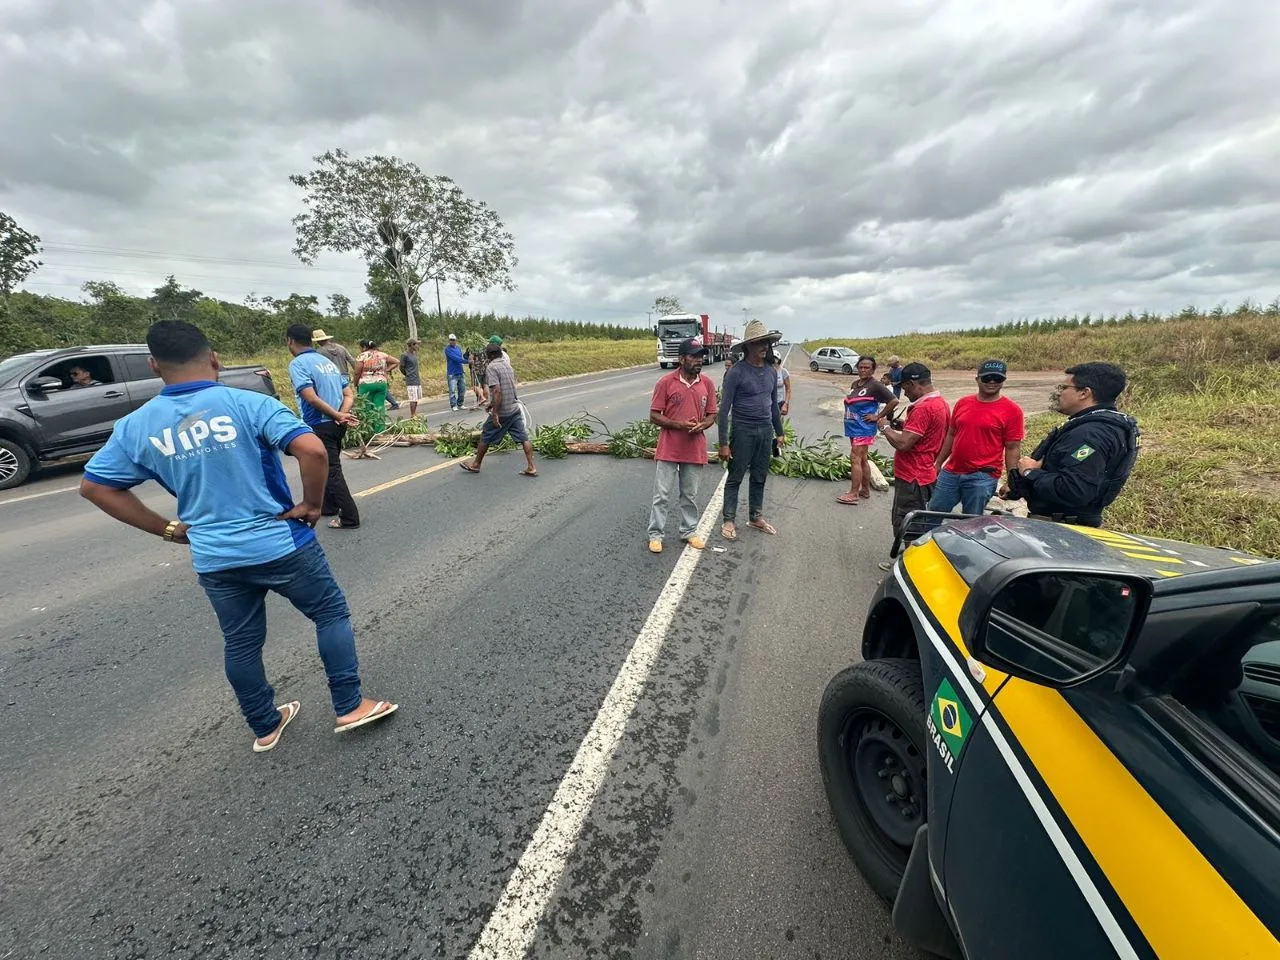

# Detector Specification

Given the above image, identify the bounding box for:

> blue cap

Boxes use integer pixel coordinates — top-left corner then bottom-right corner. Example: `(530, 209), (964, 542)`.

(979, 359), (1008, 379)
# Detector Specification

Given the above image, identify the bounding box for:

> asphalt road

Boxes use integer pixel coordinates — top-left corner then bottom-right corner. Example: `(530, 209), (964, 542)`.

(2, 355), (923, 960)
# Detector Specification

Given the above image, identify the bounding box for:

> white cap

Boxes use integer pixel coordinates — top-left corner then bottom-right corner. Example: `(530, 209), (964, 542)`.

(448, 333), (457, 339)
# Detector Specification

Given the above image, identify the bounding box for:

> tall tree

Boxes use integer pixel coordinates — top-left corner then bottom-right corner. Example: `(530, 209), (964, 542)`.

(328, 293), (352, 320)
(652, 295), (682, 316)
(150, 275), (203, 320)
(289, 149), (518, 341)
(0, 212), (42, 296)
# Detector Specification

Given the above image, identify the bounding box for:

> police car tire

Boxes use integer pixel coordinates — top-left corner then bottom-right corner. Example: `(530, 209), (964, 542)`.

(818, 658), (928, 902)
(0, 438), (33, 490)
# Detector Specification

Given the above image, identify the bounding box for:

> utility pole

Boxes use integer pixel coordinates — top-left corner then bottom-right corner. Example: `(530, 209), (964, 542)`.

(435, 277), (444, 335)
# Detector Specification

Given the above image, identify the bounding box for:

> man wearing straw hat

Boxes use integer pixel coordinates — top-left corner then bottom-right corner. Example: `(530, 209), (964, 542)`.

(717, 320), (785, 541)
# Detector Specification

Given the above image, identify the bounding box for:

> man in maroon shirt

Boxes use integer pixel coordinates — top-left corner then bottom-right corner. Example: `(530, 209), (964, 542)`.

(648, 338), (719, 553)
(876, 362), (950, 569)
(929, 359), (1025, 516)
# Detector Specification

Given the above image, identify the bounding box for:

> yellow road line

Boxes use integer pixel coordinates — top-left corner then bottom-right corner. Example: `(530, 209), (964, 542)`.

(353, 457), (467, 498)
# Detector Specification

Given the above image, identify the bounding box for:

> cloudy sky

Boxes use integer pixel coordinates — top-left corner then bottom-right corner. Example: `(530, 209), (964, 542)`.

(2, 0), (1279, 340)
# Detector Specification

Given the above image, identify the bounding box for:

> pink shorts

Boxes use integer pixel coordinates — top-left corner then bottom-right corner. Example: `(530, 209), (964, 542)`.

(849, 436), (876, 448)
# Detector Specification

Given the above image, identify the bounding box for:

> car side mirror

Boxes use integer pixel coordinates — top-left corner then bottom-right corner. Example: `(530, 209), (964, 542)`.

(28, 377), (63, 393)
(959, 561), (1152, 688)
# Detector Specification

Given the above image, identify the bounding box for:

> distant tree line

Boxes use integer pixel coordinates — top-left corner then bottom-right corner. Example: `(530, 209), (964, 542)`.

(934, 298), (1280, 337)
(0, 274), (650, 357)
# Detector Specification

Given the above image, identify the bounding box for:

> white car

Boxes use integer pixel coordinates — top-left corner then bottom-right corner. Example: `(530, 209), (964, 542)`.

(809, 346), (860, 374)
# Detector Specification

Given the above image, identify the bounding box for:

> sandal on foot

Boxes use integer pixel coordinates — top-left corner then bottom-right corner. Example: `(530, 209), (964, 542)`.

(253, 700), (300, 753)
(458, 462), (480, 474)
(836, 494), (859, 505)
(721, 523), (738, 541)
(749, 519), (777, 535)
(334, 700), (399, 734)
(328, 518), (360, 529)
(519, 468), (538, 477)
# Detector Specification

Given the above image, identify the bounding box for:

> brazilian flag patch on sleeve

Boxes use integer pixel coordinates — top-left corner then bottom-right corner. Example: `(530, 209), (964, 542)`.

(1072, 444), (1096, 461)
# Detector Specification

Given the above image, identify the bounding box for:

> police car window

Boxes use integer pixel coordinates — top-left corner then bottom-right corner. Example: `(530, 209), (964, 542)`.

(1176, 612), (1280, 775)
(123, 354), (156, 381)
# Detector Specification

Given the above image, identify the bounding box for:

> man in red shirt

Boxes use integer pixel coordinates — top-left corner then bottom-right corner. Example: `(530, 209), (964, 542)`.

(648, 338), (719, 553)
(930, 359), (1025, 516)
(876, 362), (949, 569)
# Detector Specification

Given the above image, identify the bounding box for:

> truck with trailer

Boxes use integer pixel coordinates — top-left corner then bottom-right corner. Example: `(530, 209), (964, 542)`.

(654, 314), (736, 368)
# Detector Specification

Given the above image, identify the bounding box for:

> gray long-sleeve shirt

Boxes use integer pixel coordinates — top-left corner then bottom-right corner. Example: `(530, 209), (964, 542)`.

(718, 360), (784, 443)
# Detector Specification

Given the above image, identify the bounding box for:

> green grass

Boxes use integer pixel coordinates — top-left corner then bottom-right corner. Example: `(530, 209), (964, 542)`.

(806, 310), (1280, 371)
(233, 338), (655, 410)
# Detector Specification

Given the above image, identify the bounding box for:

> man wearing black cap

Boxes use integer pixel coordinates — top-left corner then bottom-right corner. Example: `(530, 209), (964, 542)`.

(929, 359), (1024, 516)
(646, 338), (719, 553)
(877, 362), (949, 568)
(1007, 362), (1139, 527)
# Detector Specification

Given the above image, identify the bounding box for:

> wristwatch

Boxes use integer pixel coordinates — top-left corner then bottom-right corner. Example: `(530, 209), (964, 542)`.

(162, 520), (182, 542)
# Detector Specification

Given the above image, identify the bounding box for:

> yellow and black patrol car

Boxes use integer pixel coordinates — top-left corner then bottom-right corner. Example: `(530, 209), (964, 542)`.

(818, 512), (1280, 959)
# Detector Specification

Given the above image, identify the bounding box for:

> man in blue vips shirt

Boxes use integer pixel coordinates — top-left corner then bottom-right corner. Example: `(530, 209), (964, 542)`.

(444, 333), (467, 411)
(79, 320), (398, 753)
(286, 323), (360, 529)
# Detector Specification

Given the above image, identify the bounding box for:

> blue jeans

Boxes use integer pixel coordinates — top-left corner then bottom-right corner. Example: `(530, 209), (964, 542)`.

(723, 421), (775, 522)
(197, 540), (362, 737)
(448, 374), (467, 409)
(929, 468), (999, 516)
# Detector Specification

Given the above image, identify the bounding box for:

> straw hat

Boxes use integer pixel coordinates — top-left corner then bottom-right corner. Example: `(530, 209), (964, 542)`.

(734, 319), (783, 352)
(312, 329), (335, 342)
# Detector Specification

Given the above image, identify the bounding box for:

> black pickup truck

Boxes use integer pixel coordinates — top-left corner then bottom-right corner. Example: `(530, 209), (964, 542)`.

(0, 345), (278, 490)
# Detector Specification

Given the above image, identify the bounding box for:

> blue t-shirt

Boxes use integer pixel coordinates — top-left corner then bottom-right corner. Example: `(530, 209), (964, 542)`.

(444, 344), (466, 377)
(288, 349), (348, 426)
(84, 382), (315, 574)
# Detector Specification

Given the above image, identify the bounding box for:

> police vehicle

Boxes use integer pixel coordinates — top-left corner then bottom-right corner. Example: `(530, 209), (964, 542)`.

(818, 511), (1280, 958)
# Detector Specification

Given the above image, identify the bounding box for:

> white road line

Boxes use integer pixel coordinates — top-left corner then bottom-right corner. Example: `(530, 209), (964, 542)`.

(468, 471), (729, 960)
(0, 484), (81, 506)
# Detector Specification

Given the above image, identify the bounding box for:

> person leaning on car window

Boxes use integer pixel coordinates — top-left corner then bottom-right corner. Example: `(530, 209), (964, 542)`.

(1006, 361), (1139, 528)
(70, 365), (102, 388)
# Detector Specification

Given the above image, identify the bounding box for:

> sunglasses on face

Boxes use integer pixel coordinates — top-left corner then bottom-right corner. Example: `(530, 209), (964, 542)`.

(979, 375), (1006, 384)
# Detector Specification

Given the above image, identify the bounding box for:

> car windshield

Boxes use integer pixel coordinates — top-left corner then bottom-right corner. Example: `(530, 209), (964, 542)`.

(0, 351), (54, 385)
(837, 348), (858, 357)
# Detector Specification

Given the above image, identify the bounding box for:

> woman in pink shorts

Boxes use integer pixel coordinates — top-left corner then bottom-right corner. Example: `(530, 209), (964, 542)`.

(839, 356), (897, 504)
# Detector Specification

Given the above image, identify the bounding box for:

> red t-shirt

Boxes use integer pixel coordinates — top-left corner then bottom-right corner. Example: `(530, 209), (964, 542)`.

(894, 392), (949, 485)
(651, 371), (719, 464)
(945, 394), (1025, 477)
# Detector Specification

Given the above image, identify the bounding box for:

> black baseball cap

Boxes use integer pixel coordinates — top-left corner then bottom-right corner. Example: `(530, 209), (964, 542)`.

(979, 359), (1008, 380)
(678, 338), (708, 357)
(900, 362), (931, 382)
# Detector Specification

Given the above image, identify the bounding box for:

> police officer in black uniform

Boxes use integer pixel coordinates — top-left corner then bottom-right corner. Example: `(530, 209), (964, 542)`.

(1005, 362), (1139, 527)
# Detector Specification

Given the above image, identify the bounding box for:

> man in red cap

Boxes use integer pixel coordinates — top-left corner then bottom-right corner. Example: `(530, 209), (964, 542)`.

(647, 338), (718, 553)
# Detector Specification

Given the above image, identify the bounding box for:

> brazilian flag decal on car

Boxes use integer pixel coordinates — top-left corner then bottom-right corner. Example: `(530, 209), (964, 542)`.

(927, 678), (972, 774)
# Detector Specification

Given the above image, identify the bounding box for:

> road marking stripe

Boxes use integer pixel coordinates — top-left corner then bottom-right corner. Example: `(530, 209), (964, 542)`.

(467, 472), (729, 960)
(0, 484), (82, 506)
(353, 457), (467, 498)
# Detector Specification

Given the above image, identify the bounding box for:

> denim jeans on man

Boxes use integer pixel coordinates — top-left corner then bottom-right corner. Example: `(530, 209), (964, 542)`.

(197, 540), (363, 738)
(723, 421), (774, 522)
(649, 460), (702, 540)
(448, 374), (467, 410)
(928, 468), (998, 516)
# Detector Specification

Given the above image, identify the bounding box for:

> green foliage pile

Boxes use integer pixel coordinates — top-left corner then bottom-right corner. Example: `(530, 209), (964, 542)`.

(531, 418), (592, 459)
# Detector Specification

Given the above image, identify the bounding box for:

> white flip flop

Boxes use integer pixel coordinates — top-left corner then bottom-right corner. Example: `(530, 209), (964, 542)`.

(333, 700), (399, 734)
(253, 700), (300, 753)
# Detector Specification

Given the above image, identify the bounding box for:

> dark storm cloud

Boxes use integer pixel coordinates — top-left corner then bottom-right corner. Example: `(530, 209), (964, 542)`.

(1, 0), (1279, 335)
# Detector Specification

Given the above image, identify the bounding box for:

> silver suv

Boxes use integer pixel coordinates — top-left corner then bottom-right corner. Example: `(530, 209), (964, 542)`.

(809, 346), (860, 374)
